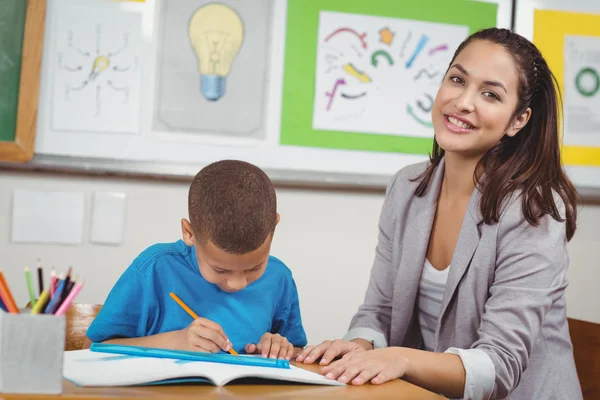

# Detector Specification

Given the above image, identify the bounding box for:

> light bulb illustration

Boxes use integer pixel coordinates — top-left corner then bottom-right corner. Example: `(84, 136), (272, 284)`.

(88, 55), (110, 81)
(188, 3), (244, 101)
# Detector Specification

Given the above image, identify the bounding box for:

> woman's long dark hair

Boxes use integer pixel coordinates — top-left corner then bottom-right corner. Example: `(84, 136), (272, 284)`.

(413, 28), (578, 241)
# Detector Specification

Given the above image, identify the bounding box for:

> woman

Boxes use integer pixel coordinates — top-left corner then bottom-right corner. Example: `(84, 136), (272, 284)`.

(297, 28), (582, 400)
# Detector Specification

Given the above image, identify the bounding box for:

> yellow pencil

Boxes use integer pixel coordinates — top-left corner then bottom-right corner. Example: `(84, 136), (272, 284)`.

(31, 290), (49, 315)
(169, 292), (238, 355)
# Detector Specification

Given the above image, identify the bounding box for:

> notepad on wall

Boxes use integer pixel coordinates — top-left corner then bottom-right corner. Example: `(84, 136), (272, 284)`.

(63, 350), (345, 387)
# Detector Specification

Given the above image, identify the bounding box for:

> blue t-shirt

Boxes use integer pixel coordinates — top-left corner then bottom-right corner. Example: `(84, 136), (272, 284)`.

(87, 240), (307, 353)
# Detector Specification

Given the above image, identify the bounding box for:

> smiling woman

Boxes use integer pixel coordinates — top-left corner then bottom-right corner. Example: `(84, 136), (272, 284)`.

(296, 28), (582, 400)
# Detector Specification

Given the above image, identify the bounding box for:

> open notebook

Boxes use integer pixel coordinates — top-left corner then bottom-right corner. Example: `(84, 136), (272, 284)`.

(63, 349), (345, 387)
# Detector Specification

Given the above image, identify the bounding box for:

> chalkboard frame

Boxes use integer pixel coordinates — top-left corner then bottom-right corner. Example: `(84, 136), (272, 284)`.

(0, 0), (46, 162)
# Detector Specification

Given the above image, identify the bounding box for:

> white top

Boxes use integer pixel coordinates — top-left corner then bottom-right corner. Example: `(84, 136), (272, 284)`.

(415, 259), (496, 400)
(418, 259), (450, 351)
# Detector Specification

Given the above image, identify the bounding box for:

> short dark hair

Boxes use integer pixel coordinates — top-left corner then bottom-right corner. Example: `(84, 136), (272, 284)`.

(414, 27), (577, 241)
(188, 160), (277, 254)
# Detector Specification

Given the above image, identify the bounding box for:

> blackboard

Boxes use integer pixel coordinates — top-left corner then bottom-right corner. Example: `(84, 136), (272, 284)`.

(0, 0), (46, 162)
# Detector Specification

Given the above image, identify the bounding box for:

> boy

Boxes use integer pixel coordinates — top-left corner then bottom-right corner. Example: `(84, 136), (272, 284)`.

(86, 160), (307, 359)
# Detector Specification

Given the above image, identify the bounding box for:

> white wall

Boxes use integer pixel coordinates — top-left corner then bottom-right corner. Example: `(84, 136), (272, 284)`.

(1, 170), (599, 346)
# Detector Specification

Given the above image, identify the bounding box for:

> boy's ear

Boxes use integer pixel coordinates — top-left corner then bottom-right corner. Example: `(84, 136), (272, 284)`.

(275, 213), (280, 226)
(181, 218), (195, 246)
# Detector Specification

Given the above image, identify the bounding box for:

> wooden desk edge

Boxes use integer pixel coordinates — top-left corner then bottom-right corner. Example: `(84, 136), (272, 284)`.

(1, 361), (446, 399)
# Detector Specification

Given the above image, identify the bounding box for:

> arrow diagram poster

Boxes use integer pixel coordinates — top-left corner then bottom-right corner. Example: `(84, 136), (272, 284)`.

(280, 0), (498, 155)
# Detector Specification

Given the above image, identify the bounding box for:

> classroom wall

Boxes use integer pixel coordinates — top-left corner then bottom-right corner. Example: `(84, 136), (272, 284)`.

(1, 170), (599, 345)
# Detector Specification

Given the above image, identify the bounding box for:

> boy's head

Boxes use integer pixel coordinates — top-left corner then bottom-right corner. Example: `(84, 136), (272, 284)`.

(181, 160), (279, 293)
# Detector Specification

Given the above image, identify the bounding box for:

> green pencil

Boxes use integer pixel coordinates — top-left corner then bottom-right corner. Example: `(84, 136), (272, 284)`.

(24, 266), (36, 308)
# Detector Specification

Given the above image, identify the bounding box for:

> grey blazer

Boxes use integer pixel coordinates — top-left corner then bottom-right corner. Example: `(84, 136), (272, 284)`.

(347, 159), (582, 400)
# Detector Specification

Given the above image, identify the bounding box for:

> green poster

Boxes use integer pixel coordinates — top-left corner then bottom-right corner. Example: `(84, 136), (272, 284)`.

(280, 0), (498, 154)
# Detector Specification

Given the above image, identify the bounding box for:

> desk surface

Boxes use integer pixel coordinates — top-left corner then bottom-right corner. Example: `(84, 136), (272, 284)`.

(1, 363), (445, 399)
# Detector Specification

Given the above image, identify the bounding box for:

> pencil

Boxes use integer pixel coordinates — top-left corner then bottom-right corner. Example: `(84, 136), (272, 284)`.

(54, 280), (85, 316)
(0, 270), (19, 313)
(24, 266), (37, 308)
(45, 273), (66, 314)
(49, 267), (57, 298)
(37, 260), (44, 296)
(60, 267), (73, 303)
(31, 290), (50, 315)
(64, 274), (76, 295)
(0, 297), (6, 312)
(169, 292), (238, 356)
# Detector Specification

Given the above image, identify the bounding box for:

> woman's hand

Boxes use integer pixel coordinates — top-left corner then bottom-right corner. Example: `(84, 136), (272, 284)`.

(321, 347), (409, 385)
(296, 339), (370, 365)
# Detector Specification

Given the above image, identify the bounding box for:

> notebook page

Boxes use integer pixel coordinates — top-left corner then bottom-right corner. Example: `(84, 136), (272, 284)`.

(180, 360), (345, 386)
(63, 350), (214, 386)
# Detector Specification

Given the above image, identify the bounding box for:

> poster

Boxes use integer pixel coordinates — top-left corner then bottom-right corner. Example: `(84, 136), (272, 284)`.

(279, 0), (498, 155)
(154, 0), (271, 139)
(563, 35), (600, 147)
(533, 9), (600, 166)
(51, 7), (142, 134)
(312, 11), (468, 138)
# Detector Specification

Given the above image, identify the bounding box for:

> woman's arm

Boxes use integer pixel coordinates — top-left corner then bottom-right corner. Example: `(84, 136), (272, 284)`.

(320, 346), (466, 397)
(396, 347), (466, 397)
(343, 170), (404, 348)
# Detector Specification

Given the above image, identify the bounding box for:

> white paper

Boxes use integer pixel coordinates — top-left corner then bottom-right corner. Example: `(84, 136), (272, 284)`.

(563, 35), (600, 147)
(11, 190), (85, 245)
(63, 350), (344, 387)
(51, 7), (142, 134)
(90, 192), (127, 245)
(312, 11), (468, 138)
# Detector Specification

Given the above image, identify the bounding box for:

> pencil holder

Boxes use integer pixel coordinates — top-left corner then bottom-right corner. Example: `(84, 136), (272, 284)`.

(0, 312), (65, 394)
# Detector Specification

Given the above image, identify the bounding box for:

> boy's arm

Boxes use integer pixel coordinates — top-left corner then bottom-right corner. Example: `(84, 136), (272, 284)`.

(98, 330), (185, 349)
(86, 316), (232, 352)
(83, 332), (182, 350)
(86, 266), (156, 344)
(272, 274), (308, 349)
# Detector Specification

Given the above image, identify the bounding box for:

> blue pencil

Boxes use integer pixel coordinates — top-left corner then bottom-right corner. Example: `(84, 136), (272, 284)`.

(0, 297), (6, 312)
(44, 273), (66, 314)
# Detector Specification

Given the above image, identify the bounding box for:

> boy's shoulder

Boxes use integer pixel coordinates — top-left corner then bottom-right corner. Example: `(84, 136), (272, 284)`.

(266, 255), (294, 280)
(130, 240), (193, 275)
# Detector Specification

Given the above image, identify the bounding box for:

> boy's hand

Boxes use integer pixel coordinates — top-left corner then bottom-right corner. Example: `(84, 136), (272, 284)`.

(178, 318), (232, 353)
(245, 333), (294, 360)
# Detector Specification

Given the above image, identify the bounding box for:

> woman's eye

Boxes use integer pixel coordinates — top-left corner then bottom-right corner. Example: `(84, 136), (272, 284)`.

(450, 76), (463, 84)
(484, 92), (500, 100)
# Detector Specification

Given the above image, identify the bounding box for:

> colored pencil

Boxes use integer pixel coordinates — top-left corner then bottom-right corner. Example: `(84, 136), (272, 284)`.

(169, 292), (238, 356)
(0, 270), (19, 313)
(37, 260), (44, 296)
(0, 296), (6, 312)
(60, 267), (73, 304)
(54, 280), (85, 316)
(49, 268), (57, 298)
(31, 291), (50, 315)
(24, 266), (36, 308)
(45, 273), (66, 314)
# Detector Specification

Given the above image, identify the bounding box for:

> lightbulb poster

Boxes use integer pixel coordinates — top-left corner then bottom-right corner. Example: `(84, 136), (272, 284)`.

(154, 0), (271, 139)
(50, 7), (142, 134)
(279, 0), (497, 154)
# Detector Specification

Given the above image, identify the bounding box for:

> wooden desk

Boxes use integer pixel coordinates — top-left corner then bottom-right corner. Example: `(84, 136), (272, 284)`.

(1, 362), (445, 399)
